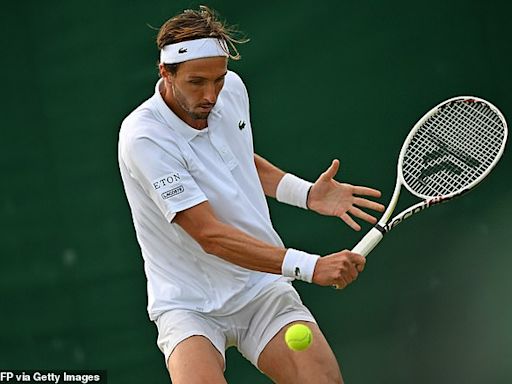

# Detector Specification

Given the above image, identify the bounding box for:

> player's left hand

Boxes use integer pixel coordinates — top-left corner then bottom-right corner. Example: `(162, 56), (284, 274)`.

(307, 159), (385, 231)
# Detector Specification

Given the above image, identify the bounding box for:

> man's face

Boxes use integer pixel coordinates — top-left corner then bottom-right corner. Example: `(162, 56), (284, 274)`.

(165, 57), (228, 123)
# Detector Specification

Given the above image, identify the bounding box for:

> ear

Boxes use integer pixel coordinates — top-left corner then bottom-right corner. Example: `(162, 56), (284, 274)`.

(158, 63), (167, 78)
(159, 63), (172, 83)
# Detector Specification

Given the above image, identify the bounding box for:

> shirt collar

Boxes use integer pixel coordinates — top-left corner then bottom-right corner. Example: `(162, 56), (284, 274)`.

(153, 78), (224, 142)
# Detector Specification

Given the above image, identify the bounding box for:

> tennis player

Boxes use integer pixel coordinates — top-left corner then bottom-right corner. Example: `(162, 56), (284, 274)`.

(118, 6), (384, 384)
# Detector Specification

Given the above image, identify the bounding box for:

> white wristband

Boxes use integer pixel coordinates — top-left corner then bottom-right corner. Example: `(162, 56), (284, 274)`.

(281, 248), (320, 283)
(275, 174), (313, 209)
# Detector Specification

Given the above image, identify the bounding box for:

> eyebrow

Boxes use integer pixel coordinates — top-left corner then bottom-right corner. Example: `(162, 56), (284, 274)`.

(188, 71), (228, 80)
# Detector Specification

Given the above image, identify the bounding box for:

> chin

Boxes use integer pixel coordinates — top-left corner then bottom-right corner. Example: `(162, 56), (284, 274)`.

(190, 112), (209, 120)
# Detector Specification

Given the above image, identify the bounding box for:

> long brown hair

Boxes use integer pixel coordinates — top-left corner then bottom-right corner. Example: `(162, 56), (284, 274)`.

(157, 5), (248, 72)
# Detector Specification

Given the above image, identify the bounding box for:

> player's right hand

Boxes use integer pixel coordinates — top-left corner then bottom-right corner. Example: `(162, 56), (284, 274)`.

(312, 250), (366, 289)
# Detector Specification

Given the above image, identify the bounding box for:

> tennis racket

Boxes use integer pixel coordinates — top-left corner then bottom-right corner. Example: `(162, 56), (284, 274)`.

(352, 96), (508, 257)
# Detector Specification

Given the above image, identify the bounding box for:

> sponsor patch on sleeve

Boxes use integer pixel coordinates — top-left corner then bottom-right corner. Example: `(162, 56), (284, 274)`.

(151, 173), (185, 200)
(161, 185), (185, 199)
(152, 173), (181, 190)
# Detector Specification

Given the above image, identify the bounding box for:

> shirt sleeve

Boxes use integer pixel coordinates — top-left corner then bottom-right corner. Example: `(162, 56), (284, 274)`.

(123, 136), (207, 222)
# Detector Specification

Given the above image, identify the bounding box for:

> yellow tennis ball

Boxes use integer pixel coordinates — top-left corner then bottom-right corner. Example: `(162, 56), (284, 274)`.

(285, 324), (313, 351)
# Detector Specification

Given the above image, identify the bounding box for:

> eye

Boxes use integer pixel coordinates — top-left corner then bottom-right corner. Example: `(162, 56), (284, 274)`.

(188, 79), (204, 85)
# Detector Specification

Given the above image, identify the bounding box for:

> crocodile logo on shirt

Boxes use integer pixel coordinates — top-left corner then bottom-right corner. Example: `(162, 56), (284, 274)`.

(238, 120), (246, 130)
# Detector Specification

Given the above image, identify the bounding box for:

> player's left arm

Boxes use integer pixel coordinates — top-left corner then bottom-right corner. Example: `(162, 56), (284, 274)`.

(254, 154), (385, 231)
(254, 154), (285, 198)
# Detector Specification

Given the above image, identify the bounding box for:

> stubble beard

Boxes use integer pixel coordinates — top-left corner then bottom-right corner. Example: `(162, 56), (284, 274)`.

(172, 84), (210, 121)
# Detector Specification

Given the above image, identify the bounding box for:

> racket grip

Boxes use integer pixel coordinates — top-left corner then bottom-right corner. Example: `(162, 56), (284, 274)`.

(351, 227), (384, 257)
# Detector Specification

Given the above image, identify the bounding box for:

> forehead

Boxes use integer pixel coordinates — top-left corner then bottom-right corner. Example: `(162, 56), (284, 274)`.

(177, 56), (228, 77)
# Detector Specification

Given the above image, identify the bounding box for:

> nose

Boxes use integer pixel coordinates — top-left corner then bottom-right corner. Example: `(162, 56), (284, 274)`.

(203, 82), (216, 104)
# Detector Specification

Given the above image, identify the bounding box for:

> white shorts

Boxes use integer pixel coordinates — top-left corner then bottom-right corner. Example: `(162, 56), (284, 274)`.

(155, 281), (316, 369)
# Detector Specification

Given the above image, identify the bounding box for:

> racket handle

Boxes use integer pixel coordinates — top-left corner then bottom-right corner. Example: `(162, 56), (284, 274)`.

(351, 227), (384, 257)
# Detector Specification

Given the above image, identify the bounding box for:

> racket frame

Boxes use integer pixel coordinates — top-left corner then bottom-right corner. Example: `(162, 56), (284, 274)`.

(352, 96), (508, 257)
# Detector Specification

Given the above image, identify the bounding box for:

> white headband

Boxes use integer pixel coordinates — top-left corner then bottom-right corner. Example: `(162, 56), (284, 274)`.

(160, 38), (229, 64)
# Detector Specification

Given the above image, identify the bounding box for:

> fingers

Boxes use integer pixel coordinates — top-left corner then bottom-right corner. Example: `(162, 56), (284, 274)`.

(334, 277), (348, 290)
(354, 197), (385, 213)
(333, 252), (365, 289)
(353, 186), (382, 198)
(340, 212), (361, 231)
(341, 206), (383, 230)
(346, 252), (366, 276)
(340, 197), (384, 229)
(321, 159), (340, 181)
(314, 251), (366, 289)
(347, 261), (359, 280)
(349, 206), (378, 225)
(346, 251), (366, 269)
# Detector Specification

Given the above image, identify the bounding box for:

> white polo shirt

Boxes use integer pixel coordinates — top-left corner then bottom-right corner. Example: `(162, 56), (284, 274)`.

(118, 71), (287, 321)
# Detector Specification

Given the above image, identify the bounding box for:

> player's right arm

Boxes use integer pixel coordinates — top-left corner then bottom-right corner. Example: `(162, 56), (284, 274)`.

(173, 201), (365, 288)
(121, 134), (364, 288)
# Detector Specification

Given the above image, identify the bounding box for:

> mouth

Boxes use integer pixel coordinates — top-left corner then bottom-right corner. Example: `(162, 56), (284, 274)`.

(198, 103), (214, 112)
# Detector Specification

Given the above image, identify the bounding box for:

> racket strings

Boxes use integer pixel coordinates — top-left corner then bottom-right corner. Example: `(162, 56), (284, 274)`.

(406, 102), (503, 194)
(442, 104), (503, 160)
(436, 105), (499, 174)
(414, 105), (500, 193)
(402, 100), (505, 197)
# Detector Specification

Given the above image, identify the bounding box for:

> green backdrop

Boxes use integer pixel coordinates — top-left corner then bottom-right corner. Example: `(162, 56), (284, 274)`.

(2, 0), (511, 383)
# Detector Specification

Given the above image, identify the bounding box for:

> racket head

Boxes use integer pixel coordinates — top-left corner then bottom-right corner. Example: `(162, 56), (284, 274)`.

(397, 96), (508, 200)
